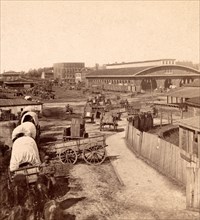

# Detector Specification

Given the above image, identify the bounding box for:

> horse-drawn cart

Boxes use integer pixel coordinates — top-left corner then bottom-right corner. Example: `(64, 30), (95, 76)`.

(47, 133), (107, 165)
(83, 104), (95, 123)
(100, 112), (118, 131)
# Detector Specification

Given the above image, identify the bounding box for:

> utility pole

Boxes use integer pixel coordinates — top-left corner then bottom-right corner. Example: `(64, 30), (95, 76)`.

(150, 78), (154, 104)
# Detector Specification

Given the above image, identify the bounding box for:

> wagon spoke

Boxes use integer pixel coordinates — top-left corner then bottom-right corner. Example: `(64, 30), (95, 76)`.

(59, 149), (78, 164)
(83, 145), (106, 165)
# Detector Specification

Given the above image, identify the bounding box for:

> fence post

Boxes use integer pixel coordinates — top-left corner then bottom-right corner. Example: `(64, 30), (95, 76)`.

(125, 122), (129, 139)
(186, 167), (200, 211)
(160, 109), (162, 128)
(170, 111), (173, 124)
(138, 130), (142, 155)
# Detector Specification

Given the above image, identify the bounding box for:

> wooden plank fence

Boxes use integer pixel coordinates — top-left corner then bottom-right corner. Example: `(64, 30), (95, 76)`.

(126, 123), (199, 185)
(125, 122), (200, 210)
(186, 168), (200, 210)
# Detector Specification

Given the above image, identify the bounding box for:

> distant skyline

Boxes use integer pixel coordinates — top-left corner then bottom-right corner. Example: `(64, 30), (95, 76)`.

(1, 1), (199, 72)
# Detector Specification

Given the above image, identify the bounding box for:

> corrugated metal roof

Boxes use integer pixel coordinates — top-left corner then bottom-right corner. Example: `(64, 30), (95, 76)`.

(0, 99), (42, 107)
(166, 87), (200, 98)
(86, 66), (154, 77)
(179, 116), (200, 131)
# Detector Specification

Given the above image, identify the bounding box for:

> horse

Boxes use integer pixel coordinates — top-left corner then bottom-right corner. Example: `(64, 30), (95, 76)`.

(10, 173), (41, 220)
(33, 174), (54, 218)
(12, 174), (29, 206)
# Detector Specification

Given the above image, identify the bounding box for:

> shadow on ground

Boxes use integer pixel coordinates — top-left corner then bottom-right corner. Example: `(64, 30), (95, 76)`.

(40, 135), (58, 146)
(104, 155), (120, 164)
(60, 197), (86, 210)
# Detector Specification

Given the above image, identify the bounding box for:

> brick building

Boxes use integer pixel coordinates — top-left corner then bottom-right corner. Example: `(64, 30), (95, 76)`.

(53, 62), (85, 83)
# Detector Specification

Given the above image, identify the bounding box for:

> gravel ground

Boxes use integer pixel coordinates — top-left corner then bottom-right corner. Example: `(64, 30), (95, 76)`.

(39, 106), (200, 220)
(1, 91), (199, 219)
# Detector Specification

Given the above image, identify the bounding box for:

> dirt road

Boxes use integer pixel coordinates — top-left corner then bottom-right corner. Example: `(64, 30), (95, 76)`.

(39, 108), (199, 220)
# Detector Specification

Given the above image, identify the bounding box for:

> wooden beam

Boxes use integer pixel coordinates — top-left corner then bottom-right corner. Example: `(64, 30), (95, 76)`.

(198, 133), (200, 167)
(160, 109), (162, 128)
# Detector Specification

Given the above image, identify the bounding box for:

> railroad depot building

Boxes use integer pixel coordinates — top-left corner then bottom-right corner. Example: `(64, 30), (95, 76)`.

(53, 62), (85, 84)
(86, 59), (200, 92)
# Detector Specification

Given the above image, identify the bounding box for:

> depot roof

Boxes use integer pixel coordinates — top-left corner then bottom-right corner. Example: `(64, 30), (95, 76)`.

(86, 66), (154, 77)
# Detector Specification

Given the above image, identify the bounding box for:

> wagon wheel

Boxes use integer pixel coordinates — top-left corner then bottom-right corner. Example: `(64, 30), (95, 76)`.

(83, 144), (106, 165)
(59, 149), (78, 164)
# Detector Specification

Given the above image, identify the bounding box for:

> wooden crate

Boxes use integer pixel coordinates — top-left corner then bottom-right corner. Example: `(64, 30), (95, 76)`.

(71, 118), (81, 138)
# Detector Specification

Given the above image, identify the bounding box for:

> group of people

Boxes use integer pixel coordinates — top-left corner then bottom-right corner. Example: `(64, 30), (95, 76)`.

(128, 112), (154, 132)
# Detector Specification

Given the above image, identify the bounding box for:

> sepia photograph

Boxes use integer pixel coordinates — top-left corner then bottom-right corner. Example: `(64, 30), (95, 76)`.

(0, 0), (200, 219)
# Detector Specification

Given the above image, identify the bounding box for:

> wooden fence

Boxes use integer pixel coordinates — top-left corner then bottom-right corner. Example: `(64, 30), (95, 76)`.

(186, 167), (200, 210)
(126, 122), (200, 210)
(126, 122), (199, 185)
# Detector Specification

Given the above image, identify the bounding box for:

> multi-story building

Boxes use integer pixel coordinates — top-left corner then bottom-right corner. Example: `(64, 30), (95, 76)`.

(53, 62), (85, 83)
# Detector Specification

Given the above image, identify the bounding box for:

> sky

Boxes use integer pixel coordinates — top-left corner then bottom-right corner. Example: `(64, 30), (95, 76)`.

(0, 0), (199, 72)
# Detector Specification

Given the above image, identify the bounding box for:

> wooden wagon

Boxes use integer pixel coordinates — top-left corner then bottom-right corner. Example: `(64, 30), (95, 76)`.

(9, 165), (40, 186)
(100, 112), (118, 131)
(83, 104), (95, 123)
(47, 133), (107, 165)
